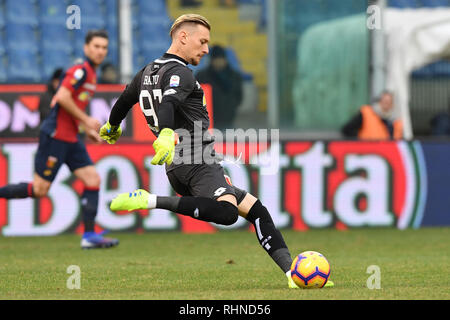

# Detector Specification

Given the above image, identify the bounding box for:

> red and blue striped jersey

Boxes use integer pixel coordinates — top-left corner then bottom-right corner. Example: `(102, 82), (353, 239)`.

(41, 59), (97, 143)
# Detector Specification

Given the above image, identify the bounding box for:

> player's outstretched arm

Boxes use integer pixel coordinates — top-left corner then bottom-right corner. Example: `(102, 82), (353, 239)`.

(100, 69), (143, 144)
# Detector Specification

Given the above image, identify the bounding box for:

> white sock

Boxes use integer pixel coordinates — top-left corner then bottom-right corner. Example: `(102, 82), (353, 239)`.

(285, 270), (291, 279)
(147, 193), (157, 209)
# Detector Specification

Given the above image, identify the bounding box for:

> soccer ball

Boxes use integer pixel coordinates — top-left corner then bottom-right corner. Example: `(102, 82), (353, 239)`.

(290, 251), (331, 289)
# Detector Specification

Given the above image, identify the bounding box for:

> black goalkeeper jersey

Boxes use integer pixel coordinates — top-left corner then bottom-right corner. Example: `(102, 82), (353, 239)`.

(109, 53), (217, 171)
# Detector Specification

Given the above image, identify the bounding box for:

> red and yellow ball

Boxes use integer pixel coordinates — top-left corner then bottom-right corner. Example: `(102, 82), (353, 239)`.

(290, 251), (331, 289)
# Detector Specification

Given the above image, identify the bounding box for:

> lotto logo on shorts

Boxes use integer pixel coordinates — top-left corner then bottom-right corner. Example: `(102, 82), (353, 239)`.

(214, 187), (226, 197)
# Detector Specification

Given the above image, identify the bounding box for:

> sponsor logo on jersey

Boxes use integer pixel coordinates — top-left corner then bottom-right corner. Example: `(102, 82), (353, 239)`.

(78, 91), (90, 101)
(170, 75), (180, 87)
(83, 83), (96, 91)
(74, 68), (84, 80)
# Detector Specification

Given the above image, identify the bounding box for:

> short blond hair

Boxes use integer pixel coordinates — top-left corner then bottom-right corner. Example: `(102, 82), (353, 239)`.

(169, 14), (211, 38)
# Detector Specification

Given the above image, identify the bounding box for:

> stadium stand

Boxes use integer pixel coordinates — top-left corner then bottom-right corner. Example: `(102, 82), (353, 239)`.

(136, 0), (169, 16)
(0, 0), (120, 83)
(388, 0), (450, 8)
(0, 0), (264, 85)
(40, 23), (72, 54)
(0, 31), (5, 56)
(7, 48), (41, 83)
(41, 48), (73, 81)
(412, 60), (450, 78)
(104, 0), (119, 66)
(0, 4), (5, 29)
(167, 0), (267, 111)
(1, 0), (445, 87)
(388, 0), (421, 8)
(0, 56), (6, 82)
(39, 0), (68, 25)
(131, 0), (172, 74)
(420, 0), (450, 6)
(6, 23), (39, 52)
(5, 0), (39, 27)
(70, 0), (106, 27)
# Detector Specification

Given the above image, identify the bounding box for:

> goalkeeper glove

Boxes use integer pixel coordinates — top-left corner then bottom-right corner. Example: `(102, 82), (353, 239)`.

(151, 128), (176, 165)
(99, 122), (122, 144)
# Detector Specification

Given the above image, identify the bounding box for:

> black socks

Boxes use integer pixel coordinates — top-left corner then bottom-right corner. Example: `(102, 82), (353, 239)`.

(245, 200), (293, 273)
(0, 182), (33, 199)
(157, 196), (239, 226)
(81, 188), (99, 233)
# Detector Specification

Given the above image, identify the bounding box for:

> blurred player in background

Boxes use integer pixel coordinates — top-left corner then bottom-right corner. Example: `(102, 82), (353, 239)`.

(0, 30), (119, 249)
(99, 14), (333, 288)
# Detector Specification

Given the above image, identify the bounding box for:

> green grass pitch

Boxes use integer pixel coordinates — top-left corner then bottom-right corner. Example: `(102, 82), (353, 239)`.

(0, 228), (448, 300)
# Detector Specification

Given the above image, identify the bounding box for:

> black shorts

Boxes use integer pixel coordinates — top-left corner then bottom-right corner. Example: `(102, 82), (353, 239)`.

(166, 163), (247, 204)
(34, 131), (93, 182)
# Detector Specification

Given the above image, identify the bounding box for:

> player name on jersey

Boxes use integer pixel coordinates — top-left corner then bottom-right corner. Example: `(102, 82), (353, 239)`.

(143, 75), (159, 86)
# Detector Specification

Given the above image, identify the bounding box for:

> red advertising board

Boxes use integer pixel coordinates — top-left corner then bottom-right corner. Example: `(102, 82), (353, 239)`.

(0, 140), (429, 236)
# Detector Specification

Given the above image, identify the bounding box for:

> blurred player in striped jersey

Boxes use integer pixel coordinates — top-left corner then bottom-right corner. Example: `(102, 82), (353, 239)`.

(0, 30), (119, 249)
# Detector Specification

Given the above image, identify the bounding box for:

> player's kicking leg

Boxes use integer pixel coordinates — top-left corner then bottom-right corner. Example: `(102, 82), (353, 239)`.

(110, 188), (333, 288)
(237, 193), (334, 289)
(111, 189), (297, 283)
(111, 189), (239, 225)
(236, 192), (294, 287)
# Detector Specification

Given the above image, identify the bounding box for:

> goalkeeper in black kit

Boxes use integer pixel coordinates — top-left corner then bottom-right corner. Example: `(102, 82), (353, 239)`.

(99, 14), (333, 289)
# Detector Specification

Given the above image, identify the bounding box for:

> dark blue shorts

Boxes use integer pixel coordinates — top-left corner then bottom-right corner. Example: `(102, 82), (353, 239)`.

(35, 131), (93, 182)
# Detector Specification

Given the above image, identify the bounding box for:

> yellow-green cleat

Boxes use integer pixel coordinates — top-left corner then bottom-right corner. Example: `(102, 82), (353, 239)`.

(288, 276), (299, 289)
(110, 189), (150, 212)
